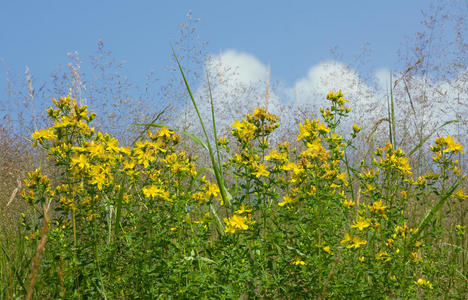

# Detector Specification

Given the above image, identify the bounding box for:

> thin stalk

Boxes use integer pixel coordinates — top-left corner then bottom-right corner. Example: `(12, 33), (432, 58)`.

(386, 83), (393, 145)
(206, 73), (223, 174)
(114, 176), (126, 236)
(389, 72), (397, 146)
(343, 152), (356, 204)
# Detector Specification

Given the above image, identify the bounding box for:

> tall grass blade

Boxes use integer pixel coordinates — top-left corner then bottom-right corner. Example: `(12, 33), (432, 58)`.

(170, 46), (230, 209)
(206, 72), (223, 174)
(0, 242), (27, 293)
(386, 88), (393, 145)
(412, 182), (460, 242)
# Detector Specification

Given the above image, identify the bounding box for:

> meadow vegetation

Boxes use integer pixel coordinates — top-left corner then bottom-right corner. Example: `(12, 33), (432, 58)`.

(0, 83), (466, 298)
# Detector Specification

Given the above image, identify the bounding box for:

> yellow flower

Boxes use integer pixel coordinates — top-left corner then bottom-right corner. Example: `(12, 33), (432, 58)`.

(368, 200), (388, 219)
(142, 185), (171, 201)
(253, 163), (270, 178)
(235, 204), (252, 214)
(336, 172), (348, 186)
(341, 233), (367, 249)
(70, 154), (88, 169)
(363, 183), (375, 193)
(308, 185), (317, 196)
(123, 160), (136, 170)
(432, 151), (442, 161)
(134, 148), (155, 169)
(317, 122), (330, 134)
(415, 278), (433, 289)
(453, 189), (467, 201)
(105, 137), (120, 153)
(231, 119), (243, 131)
(455, 224), (465, 236)
(292, 257), (306, 265)
(351, 217), (371, 231)
(192, 192), (206, 205)
(323, 246), (333, 255)
(206, 183), (220, 199)
(395, 156), (412, 175)
(231, 118), (256, 141)
(411, 252), (420, 262)
(443, 136), (464, 153)
(296, 120), (312, 141)
(278, 194), (295, 207)
(352, 124), (361, 133)
(281, 161), (297, 171)
(143, 185), (159, 198)
(87, 166), (108, 190)
(158, 127), (174, 139)
(343, 199), (355, 209)
(376, 251), (391, 262)
(394, 223), (409, 237)
(349, 236), (367, 249)
(340, 233), (352, 246)
(87, 141), (106, 158)
(217, 136), (228, 146)
(32, 128), (57, 141)
(224, 214), (249, 233)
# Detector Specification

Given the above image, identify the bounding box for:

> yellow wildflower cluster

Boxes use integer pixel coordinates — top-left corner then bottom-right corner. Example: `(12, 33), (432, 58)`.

(341, 233), (367, 249)
(325, 89), (351, 115)
(415, 278), (433, 289)
(28, 96), (214, 217)
(296, 118), (330, 142)
(231, 107), (279, 143)
(224, 214), (249, 234)
(19, 91), (466, 297)
(292, 257), (306, 265)
(21, 168), (54, 205)
(374, 142), (412, 176)
(432, 135), (464, 155)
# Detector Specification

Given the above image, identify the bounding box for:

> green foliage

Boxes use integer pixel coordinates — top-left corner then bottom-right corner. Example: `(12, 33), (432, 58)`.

(1, 84), (466, 298)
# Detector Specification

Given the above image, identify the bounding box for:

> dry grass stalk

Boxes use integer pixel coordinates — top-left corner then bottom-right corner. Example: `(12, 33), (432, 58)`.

(58, 255), (65, 298)
(265, 65), (270, 111)
(6, 177), (21, 207)
(26, 203), (50, 300)
(319, 258), (339, 300)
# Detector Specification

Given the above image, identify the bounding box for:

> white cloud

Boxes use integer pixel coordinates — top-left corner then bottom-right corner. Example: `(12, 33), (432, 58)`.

(177, 50), (467, 156)
(294, 61), (377, 109)
(374, 68), (391, 91)
(206, 50), (269, 86)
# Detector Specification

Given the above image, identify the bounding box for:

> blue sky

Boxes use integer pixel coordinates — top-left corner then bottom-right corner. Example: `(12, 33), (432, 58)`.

(0, 0), (430, 91)
(1, 0), (466, 153)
